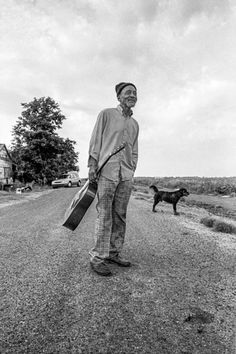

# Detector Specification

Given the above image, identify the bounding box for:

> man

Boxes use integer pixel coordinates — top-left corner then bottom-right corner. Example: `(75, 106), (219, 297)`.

(88, 82), (139, 276)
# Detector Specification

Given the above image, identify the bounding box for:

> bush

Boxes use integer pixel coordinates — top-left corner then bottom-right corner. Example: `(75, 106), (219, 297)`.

(213, 221), (236, 234)
(200, 217), (236, 234)
(200, 217), (215, 228)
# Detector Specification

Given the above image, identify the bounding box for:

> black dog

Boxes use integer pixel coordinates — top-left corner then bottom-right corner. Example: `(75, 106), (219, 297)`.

(149, 185), (189, 215)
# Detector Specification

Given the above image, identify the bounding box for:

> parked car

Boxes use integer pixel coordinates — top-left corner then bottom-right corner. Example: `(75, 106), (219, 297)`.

(52, 171), (81, 189)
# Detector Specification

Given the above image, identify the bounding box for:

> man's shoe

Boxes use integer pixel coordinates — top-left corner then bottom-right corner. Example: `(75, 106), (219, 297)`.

(90, 261), (113, 276)
(107, 255), (131, 267)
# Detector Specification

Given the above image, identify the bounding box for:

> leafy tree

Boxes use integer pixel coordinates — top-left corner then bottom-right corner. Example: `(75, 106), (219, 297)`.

(11, 97), (79, 184)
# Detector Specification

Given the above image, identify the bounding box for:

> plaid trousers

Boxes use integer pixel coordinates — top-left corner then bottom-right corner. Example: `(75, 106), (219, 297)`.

(89, 175), (133, 264)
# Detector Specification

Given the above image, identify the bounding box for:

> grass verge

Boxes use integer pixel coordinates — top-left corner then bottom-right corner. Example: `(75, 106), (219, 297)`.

(200, 217), (236, 234)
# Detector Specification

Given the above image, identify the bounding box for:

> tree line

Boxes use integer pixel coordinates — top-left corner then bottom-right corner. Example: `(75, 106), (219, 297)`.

(10, 97), (79, 185)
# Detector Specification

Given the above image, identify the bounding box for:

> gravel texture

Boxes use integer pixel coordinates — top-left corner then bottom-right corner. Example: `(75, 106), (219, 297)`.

(0, 187), (235, 353)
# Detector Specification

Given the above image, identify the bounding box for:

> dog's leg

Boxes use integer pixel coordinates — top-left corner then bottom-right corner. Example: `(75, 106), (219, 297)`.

(173, 203), (179, 215)
(152, 201), (157, 212)
(152, 199), (159, 212)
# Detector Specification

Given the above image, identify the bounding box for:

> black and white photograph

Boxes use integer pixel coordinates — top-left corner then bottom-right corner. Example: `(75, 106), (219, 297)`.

(0, 1), (235, 353)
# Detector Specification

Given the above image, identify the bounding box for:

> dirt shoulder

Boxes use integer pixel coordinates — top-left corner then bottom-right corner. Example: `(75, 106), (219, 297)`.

(133, 184), (236, 222)
(0, 189), (54, 209)
(131, 189), (236, 353)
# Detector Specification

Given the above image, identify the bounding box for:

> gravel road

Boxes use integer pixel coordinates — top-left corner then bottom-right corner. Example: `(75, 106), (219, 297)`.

(0, 187), (235, 353)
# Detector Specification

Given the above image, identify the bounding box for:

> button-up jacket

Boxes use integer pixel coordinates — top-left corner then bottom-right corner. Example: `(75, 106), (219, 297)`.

(88, 105), (139, 181)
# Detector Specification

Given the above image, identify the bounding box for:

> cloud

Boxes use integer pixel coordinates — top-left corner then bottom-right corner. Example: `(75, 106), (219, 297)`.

(0, 0), (235, 176)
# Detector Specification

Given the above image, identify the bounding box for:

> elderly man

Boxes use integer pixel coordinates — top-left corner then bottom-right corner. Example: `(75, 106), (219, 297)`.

(88, 82), (139, 276)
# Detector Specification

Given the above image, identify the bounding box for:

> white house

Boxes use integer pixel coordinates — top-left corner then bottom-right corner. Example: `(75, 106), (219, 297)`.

(0, 144), (14, 187)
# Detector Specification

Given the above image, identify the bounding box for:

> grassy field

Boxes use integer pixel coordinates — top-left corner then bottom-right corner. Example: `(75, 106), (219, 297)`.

(134, 176), (236, 196)
(185, 193), (236, 220)
(133, 178), (236, 221)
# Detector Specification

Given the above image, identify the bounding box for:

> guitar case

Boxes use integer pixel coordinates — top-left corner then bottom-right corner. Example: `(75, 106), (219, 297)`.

(62, 144), (125, 231)
(62, 180), (97, 231)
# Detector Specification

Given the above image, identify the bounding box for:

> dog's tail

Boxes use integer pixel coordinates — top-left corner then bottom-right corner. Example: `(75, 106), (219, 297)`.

(149, 185), (158, 193)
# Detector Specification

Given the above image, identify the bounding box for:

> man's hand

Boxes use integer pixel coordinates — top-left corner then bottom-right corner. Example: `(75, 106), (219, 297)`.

(88, 156), (98, 182)
(89, 165), (97, 182)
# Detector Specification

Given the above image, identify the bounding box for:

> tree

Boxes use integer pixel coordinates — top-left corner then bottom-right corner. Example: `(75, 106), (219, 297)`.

(11, 97), (79, 184)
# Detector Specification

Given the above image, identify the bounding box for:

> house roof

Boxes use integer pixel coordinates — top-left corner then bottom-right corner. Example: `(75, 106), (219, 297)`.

(0, 144), (13, 161)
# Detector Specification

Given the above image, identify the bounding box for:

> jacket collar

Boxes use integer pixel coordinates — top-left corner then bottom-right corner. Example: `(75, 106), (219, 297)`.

(117, 104), (133, 117)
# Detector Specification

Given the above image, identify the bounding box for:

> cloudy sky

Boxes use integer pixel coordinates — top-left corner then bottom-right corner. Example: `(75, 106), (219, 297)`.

(0, 0), (235, 177)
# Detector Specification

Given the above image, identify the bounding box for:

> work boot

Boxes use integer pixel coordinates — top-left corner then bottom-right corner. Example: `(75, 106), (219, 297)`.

(107, 255), (131, 267)
(90, 261), (112, 276)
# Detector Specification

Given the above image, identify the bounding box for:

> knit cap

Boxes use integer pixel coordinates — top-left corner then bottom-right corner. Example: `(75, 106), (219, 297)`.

(115, 82), (136, 97)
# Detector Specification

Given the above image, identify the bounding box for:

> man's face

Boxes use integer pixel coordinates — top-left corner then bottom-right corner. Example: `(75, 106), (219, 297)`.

(118, 85), (137, 108)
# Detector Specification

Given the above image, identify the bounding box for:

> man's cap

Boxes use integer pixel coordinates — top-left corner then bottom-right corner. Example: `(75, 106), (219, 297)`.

(115, 82), (137, 97)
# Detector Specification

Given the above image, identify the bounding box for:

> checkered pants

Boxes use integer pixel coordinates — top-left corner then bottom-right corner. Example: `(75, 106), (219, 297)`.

(89, 175), (133, 265)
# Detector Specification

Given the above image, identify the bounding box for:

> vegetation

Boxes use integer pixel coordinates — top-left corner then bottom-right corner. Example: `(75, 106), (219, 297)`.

(10, 97), (78, 184)
(134, 176), (236, 196)
(200, 217), (215, 228)
(200, 217), (236, 234)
